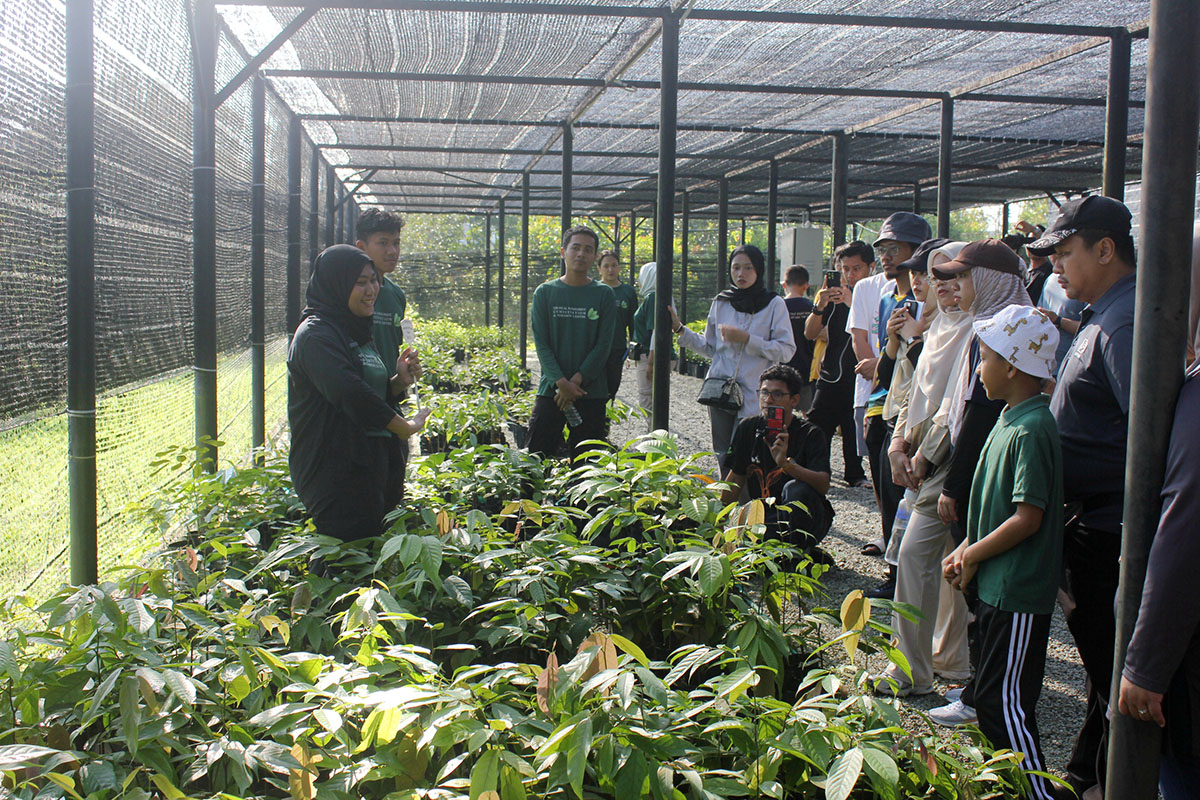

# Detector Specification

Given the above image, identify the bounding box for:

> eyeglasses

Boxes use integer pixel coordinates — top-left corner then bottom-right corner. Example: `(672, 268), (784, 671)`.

(758, 389), (794, 401)
(874, 243), (905, 258)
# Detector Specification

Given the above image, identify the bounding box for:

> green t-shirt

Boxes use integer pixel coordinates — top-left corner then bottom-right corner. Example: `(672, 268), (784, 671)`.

(372, 276), (407, 369)
(530, 278), (616, 398)
(350, 341), (392, 438)
(608, 282), (638, 354)
(631, 291), (676, 359)
(967, 394), (1064, 614)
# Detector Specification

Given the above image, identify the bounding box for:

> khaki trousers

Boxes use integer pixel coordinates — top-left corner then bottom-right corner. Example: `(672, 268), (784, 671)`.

(887, 510), (971, 690)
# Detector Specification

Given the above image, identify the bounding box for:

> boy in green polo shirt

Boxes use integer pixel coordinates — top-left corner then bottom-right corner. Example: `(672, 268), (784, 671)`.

(940, 304), (1061, 800)
(527, 226), (616, 458)
(355, 208), (412, 505)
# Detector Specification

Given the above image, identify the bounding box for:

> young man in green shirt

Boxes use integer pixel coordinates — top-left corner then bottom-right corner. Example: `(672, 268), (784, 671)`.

(938, 305), (1061, 800)
(527, 226), (616, 458)
(355, 208), (415, 505)
(598, 249), (637, 402)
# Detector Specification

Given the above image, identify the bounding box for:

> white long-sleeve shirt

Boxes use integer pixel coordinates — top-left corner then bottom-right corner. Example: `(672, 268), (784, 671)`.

(677, 295), (795, 420)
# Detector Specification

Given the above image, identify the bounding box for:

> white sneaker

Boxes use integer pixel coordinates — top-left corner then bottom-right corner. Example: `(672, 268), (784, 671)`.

(928, 699), (977, 727)
(944, 686), (964, 703)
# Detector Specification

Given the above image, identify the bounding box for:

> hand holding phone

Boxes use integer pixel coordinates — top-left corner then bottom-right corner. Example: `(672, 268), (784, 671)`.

(763, 405), (786, 443)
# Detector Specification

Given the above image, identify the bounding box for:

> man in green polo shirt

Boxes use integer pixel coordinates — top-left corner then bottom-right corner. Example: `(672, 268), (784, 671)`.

(356, 208), (411, 505)
(527, 226), (616, 458)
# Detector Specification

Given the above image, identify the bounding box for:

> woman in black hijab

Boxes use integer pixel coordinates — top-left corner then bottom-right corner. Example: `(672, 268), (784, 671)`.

(287, 245), (428, 540)
(669, 244), (796, 470)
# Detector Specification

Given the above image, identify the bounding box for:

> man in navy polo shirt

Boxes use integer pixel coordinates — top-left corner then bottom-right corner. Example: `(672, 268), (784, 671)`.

(1027, 195), (1136, 798)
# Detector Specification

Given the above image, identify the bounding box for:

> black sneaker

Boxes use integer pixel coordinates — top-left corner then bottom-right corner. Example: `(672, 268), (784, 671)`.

(864, 578), (895, 599)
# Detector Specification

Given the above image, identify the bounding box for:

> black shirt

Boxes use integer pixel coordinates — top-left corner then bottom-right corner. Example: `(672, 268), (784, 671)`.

(784, 296), (816, 381)
(813, 303), (855, 402)
(943, 337), (1006, 505)
(1050, 274), (1135, 533)
(727, 414), (830, 500)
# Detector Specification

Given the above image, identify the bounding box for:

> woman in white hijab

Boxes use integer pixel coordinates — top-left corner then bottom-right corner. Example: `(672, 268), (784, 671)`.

(876, 242), (975, 697)
(631, 262), (675, 426)
(877, 240), (1032, 702)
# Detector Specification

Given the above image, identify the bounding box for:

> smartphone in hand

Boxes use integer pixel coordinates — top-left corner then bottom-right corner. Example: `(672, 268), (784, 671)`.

(763, 406), (786, 443)
(823, 269), (841, 288)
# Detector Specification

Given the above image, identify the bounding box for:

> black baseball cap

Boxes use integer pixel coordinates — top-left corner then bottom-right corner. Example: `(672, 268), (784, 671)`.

(897, 237), (953, 272)
(1027, 196), (1133, 256)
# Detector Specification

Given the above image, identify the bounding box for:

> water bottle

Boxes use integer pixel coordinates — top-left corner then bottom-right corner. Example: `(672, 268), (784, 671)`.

(889, 491), (915, 558)
(564, 403), (582, 428)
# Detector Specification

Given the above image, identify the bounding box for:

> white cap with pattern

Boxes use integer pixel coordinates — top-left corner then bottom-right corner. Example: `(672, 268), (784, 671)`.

(973, 304), (1060, 380)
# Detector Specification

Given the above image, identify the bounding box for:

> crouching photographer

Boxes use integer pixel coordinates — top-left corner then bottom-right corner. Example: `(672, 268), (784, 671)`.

(721, 365), (835, 557)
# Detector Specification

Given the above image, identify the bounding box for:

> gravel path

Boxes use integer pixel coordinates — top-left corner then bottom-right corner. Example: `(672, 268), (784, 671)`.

(605, 362), (1086, 781)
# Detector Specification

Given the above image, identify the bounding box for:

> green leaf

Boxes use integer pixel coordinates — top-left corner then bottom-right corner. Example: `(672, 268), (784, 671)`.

(697, 554), (731, 597)
(470, 750), (500, 800)
(715, 667), (759, 704)
(119, 677), (140, 756)
(608, 633), (649, 668)
(444, 575), (474, 607)
(499, 764), (527, 800)
(565, 717), (593, 798)
(247, 741), (304, 774)
(825, 747), (863, 800)
(861, 746), (899, 786)
(227, 674), (252, 703)
(45, 773), (84, 800)
(615, 750), (648, 798)
(162, 669), (196, 706)
(313, 708), (343, 734)
(0, 745), (60, 770)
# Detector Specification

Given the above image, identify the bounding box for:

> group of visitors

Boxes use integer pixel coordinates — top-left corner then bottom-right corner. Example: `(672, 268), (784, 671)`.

(283, 196), (1200, 799)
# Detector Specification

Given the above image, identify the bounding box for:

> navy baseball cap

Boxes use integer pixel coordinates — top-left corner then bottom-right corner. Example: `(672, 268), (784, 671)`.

(1027, 196), (1133, 256)
(874, 212), (934, 247)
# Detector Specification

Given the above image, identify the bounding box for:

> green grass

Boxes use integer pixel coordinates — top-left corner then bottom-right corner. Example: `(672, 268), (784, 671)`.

(0, 338), (290, 600)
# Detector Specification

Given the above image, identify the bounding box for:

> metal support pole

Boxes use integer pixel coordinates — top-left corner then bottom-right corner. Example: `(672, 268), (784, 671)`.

(66, 0), (97, 583)
(937, 96), (954, 238)
(192, 0), (218, 471)
(250, 75), (266, 460)
(1103, 30), (1132, 201)
(740, 218), (746, 245)
(498, 198), (506, 329)
(308, 148), (320, 274)
(287, 116), (302, 334)
(652, 11), (679, 431)
(1106, 2), (1200, 795)
(324, 164), (335, 248)
(520, 173), (530, 368)
(561, 121), (573, 234)
(831, 131), (848, 247)
(912, 181), (922, 215)
(679, 191), (689, 374)
(652, 200), (659, 254)
(336, 183), (346, 243)
(613, 215), (620, 259)
(1001, 202), (1010, 235)
(766, 159), (779, 289)
(717, 179), (729, 294)
(629, 211), (637, 285)
(484, 212), (492, 327)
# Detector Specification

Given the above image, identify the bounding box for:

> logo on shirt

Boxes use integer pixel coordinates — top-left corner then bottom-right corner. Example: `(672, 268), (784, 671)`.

(619, 300), (629, 309)
(393, 314), (402, 327)
(587, 308), (599, 321)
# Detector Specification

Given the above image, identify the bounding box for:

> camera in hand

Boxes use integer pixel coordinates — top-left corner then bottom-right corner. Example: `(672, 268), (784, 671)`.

(902, 299), (920, 317)
(823, 269), (841, 288)
(762, 405), (786, 443)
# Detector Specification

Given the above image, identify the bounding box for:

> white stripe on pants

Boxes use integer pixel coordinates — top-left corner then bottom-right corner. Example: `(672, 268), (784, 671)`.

(888, 510), (970, 690)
